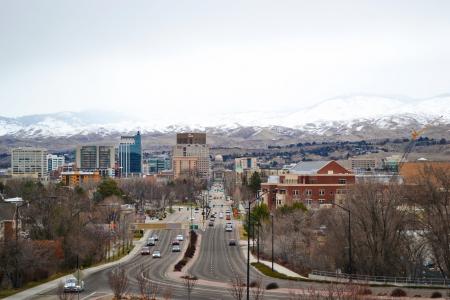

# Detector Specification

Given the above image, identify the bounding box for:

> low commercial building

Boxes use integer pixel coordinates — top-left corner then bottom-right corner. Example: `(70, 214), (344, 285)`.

(261, 160), (355, 210)
(349, 158), (378, 172)
(61, 171), (101, 187)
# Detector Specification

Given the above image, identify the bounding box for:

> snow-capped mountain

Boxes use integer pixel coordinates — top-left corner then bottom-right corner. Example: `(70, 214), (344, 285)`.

(0, 95), (449, 146)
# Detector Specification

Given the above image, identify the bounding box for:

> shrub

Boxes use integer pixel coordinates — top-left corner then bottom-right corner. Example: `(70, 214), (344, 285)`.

(266, 282), (279, 290)
(431, 292), (442, 298)
(391, 288), (407, 297)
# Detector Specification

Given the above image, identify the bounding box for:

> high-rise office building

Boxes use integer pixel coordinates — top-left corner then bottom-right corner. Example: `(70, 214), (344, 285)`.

(172, 133), (210, 179)
(47, 154), (65, 171)
(76, 145), (115, 176)
(119, 131), (142, 177)
(11, 147), (48, 179)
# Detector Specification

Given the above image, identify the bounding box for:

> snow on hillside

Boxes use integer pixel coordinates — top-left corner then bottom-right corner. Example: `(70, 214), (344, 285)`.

(0, 95), (448, 138)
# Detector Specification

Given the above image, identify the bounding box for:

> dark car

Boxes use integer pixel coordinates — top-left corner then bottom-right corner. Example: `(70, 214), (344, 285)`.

(229, 239), (237, 246)
(208, 221), (214, 227)
(172, 240), (180, 245)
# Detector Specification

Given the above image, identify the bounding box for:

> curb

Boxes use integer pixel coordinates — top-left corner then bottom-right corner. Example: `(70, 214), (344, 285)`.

(5, 231), (151, 300)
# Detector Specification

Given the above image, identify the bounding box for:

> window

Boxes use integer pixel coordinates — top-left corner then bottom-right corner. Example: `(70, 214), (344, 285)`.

(319, 189), (325, 196)
(293, 190), (300, 195)
(319, 199), (325, 204)
(305, 189), (312, 196)
(306, 199), (312, 205)
(338, 179), (347, 184)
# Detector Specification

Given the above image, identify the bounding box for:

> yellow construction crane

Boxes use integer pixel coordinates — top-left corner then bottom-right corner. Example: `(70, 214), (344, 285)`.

(399, 116), (443, 169)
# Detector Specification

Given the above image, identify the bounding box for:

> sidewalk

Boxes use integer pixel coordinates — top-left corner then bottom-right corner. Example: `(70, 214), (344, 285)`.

(239, 240), (308, 279)
(5, 231), (151, 300)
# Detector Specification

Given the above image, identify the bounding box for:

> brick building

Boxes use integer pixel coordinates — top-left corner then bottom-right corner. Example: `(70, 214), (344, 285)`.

(261, 160), (355, 210)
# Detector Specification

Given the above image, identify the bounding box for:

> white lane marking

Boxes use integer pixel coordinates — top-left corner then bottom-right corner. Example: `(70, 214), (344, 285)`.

(80, 292), (96, 300)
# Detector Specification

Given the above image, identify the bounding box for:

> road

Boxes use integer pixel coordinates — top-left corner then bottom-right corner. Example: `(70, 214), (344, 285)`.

(33, 182), (307, 299)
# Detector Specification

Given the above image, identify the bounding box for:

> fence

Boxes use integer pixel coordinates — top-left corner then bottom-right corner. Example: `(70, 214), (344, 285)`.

(310, 270), (449, 287)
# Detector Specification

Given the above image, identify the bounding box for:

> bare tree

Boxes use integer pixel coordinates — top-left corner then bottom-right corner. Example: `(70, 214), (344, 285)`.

(108, 267), (129, 299)
(136, 264), (159, 300)
(182, 275), (198, 300)
(250, 276), (265, 300)
(406, 164), (450, 278)
(228, 272), (245, 300)
(324, 182), (413, 276)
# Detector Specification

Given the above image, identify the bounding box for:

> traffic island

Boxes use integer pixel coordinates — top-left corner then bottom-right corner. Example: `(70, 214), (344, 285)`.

(174, 230), (198, 271)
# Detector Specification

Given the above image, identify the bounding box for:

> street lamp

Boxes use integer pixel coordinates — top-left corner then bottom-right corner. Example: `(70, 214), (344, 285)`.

(333, 202), (352, 278)
(246, 189), (274, 300)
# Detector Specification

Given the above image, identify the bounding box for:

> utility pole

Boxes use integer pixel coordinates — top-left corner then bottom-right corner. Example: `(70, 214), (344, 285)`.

(271, 213), (274, 272)
(333, 202), (352, 278)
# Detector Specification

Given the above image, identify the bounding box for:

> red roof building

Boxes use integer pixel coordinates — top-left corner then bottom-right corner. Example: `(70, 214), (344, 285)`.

(261, 160), (355, 210)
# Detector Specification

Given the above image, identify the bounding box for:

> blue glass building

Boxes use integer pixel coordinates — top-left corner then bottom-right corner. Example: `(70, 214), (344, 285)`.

(119, 131), (142, 177)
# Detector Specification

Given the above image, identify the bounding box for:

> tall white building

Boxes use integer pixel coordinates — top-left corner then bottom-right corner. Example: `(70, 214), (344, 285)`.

(11, 147), (48, 179)
(47, 154), (65, 171)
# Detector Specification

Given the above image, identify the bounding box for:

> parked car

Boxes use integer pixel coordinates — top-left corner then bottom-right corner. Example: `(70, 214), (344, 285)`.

(226, 215), (231, 220)
(141, 246), (151, 255)
(63, 276), (84, 293)
(176, 234), (184, 241)
(229, 239), (237, 246)
(208, 221), (214, 227)
(152, 250), (161, 258)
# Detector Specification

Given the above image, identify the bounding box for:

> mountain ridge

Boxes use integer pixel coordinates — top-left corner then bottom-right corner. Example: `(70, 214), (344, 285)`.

(0, 95), (449, 150)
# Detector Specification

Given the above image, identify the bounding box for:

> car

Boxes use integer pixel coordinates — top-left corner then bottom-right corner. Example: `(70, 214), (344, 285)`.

(226, 222), (233, 228)
(229, 239), (237, 246)
(176, 234), (184, 241)
(208, 221), (214, 227)
(63, 276), (84, 293)
(195, 207), (199, 211)
(152, 250), (161, 258)
(147, 238), (156, 246)
(172, 245), (181, 252)
(151, 234), (159, 241)
(225, 226), (233, 232)
(172, 240), (180, 245)
(219, 212), (224, 219)
(141, 246), (151, 255)
(226, 215), (231, 220)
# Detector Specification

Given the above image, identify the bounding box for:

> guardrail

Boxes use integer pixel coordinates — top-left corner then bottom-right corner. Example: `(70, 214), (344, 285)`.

(310, 270), (449, 287)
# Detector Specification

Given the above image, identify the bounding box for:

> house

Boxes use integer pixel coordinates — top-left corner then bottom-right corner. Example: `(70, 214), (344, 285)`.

(261, 160), (355, 209)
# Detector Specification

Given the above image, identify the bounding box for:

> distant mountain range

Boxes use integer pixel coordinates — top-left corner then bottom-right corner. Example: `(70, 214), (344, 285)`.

(1, 95), (449, 150)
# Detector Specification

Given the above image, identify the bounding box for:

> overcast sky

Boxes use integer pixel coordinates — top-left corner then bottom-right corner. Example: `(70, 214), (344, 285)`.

(1, 0), (449, 118)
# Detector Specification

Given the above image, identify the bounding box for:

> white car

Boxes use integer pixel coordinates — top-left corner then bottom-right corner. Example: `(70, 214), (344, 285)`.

(152, 250), (161, 258)
(63, 276), (84, 293)
(225, 226), (233, 232)
(219, 212), (224, 219)
(176, 234), (184, 241)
